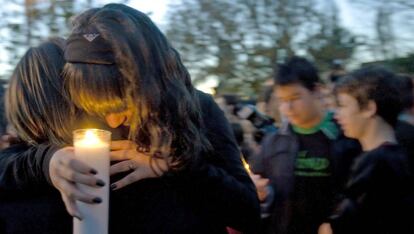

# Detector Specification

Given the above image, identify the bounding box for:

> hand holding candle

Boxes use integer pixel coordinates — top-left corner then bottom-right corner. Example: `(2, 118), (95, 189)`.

(49, 147), (105, 219)
(250, 174), (270, 202)
(242, 156), (270, 202)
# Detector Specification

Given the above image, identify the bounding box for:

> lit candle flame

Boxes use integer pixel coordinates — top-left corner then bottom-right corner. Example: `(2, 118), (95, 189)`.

(241, 156), (252, 174)
(245, 163), (250, 172)
(84, 129), (100, 145)
(75, 129), (108, 148)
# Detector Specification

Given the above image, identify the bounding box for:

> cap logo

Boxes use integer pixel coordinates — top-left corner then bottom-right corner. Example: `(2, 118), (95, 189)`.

(83, 33), (100, 42)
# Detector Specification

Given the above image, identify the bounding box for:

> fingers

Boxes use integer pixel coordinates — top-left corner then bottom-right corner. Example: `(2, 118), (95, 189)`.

(59, 151), (97, 175)
(250, 174), (258, 180)
(110, 149), (147, 161)
(318, 223), (333, 234)
(250, 174), (263, 184)
(251, 174), (268, 182)
(255, 178), (269, 188)
(110, 150), (133, 161)
(250, 173), (269, 189)
(59, 181), (102, 220)
(249, 173), (270, 201)
(50, 147), (103, 220)
(111, 171), (144, 190)
(110, 158), (161, 190)
(110, 140), (136, 150)
(59, 180), (100, 204)
(58, 168), (105, 187)
(59, 180), (103, 219)
(110, 160), (136, 175)
(55, 152), (102, 187)
(61, 193), (82, 220)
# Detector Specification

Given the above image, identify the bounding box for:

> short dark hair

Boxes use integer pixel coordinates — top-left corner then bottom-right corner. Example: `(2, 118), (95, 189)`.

(335, 66), (403, 127)
(274, 56), (320, 91)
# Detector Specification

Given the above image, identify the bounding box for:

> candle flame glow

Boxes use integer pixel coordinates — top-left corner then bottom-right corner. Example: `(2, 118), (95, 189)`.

(241, 156), (251, 174)
(75, 129), (108, 148)
(84, 130), (101, 145)
(244, 163), (250, 172)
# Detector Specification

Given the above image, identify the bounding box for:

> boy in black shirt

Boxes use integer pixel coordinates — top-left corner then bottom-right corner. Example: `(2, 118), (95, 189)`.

(250, 57), (360, 234)
(319, 67), (414, 234)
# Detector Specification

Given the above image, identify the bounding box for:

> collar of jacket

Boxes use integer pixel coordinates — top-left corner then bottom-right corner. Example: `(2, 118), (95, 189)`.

(278, 112), (339, 140)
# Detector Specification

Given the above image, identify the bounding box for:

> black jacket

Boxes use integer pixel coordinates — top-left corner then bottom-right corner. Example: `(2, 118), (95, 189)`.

(396, 120), (414, 172)
(328, 144), (414, 234)
(0, 91), (261, 234)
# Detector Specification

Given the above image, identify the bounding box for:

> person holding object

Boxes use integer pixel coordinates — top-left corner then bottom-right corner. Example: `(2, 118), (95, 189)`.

(59, 4), (259, 233)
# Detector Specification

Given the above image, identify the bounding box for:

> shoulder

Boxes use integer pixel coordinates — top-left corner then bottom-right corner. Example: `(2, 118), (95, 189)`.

(396, 120), (414, 141)
(195, 90), (225, 123)
(260, 123), (293, 149)
(365, 144), (412, 181)
(375, 144), (408, 162)
(195, 89), (215, 107)
(0, 143), (31, 156)
(358, 144), (409, 173)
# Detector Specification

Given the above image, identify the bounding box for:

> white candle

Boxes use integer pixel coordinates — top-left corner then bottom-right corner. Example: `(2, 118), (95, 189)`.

(73, 129), (111, 234)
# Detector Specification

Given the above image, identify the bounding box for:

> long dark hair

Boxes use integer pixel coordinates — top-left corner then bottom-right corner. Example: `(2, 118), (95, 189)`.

(6, 38), (74, 145)
(64, 4), (211, 171)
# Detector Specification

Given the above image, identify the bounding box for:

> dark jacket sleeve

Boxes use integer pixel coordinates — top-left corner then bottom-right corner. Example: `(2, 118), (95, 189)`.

(328, 151), (387, 232)
(0, 117), (127, 193)
(0, 143), (59, 192)
(329, 136), (361, 211)
(327, 161), (375, 232)
(250, 132), (279, 178)
(326, 137), (362, 231)
(167, 91), (260, 233)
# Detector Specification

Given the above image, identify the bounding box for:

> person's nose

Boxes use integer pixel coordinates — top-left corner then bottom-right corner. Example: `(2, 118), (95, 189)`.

(105, 113), (126, 128)
(280, 101), (293, 114)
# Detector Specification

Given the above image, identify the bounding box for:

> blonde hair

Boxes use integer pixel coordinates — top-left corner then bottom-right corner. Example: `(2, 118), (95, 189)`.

(6, 38), (75, 145)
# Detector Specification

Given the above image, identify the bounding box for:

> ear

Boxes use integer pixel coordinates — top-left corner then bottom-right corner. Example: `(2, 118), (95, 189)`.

(362, 100), (377, 118)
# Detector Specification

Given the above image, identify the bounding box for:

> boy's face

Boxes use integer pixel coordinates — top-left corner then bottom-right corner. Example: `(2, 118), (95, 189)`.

(275, 83), (322, 128)
(335, 93), (368, 139)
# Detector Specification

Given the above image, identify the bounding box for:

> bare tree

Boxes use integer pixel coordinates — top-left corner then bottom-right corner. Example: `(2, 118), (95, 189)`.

(166, 0), (356, 95)
(350, 0), (414, 61)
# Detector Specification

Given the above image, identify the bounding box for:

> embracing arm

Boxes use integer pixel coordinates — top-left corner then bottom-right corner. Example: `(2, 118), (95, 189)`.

(0, 143), (58, 191)
(0, 143), (104, 219)
(170, 92), (261, 233)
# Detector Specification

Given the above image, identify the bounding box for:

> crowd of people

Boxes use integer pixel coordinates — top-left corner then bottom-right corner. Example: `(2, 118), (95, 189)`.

(0, 3), (413, 234)
(218, 57), (414, 234)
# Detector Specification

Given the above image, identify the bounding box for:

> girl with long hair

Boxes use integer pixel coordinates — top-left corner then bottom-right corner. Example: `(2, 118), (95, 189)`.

(53, 4), (259, 233)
